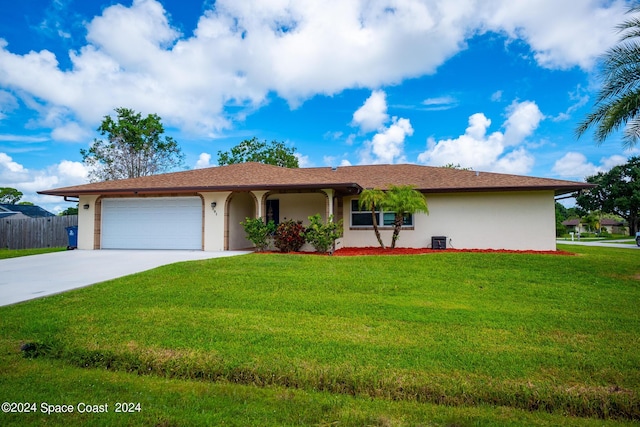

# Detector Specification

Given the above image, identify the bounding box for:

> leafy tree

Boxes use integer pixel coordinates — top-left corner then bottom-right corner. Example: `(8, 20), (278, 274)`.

(576, 5), (640, 147)
(575, 156), (640, 235)
(358, 188), (387, 249)
(81, 108), (184, 182)
(382, 185), (429, 249)
(17, 201), (34, 206)
(217, 137), (299, 168)
(0, 187), (23, 204)
(442, 163), (472, 171)
(555, 202), (569, 237)
(555, 202), (584, 236)
(59, 206), (79, 216)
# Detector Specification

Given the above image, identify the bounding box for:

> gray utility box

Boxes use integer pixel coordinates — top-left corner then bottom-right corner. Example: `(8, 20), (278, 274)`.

(431, 236), (447, 250)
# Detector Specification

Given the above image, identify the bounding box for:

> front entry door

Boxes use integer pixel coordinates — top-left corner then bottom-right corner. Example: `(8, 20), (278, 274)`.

(266, 199), (279, 224)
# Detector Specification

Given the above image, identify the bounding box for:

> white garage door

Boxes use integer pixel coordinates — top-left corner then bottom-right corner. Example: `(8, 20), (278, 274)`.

(101, 197), (202, 250)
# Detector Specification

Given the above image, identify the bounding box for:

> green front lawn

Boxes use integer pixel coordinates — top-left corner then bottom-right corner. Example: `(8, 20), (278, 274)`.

(0, 245), (638, 426)
(0, 247), (66, 260)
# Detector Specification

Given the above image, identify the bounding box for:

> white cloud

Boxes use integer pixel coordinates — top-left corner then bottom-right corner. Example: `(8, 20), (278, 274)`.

(0, 151), (89, 211)
(360, 117), (413, 164)
(422, 95), (457, 111)
(552, 152), (627, 179)
(351, 90), (413, 164)
(194, 152), (212, 169)
(477, 0), (627, 70)
(352, 90), (388, 133)
(491, 90), (503, 102)
(0, 90), (18, 120)
(552, 84), (590, 122)
(295, 152), (312, 167)
(503, 101), (544, 146)
(0, 134), (49, 143)
(57, 159), (88, 181)
(417, 100), (541, 174)
(51, 122), (90, 142)
(0, 0), (625, 139)
(0, 152), (28, 175)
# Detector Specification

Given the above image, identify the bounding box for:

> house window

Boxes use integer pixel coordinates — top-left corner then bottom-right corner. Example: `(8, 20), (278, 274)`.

(351, 199), (379, 226)
(350, 200), (413, 227)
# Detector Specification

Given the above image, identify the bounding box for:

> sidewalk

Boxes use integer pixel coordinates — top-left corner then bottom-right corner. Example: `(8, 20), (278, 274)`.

(557, 239), (639, 249)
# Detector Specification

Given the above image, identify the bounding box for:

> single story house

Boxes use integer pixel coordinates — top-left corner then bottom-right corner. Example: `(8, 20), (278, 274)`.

(38, 162), (592, 251)
(562, 218), (627, 235)
(561, 218), (587, 234)
(601, 218), (627, 234)
(0, 203), (55, 220)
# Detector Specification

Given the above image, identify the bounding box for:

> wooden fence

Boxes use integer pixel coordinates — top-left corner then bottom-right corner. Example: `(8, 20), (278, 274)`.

(0, 215), (78, 250)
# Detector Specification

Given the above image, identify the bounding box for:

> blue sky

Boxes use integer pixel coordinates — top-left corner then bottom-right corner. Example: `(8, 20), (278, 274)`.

(0, 0), (638, 213)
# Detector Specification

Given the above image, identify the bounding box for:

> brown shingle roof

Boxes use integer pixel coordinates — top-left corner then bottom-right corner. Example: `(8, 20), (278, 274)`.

(38, 162), (593, 197)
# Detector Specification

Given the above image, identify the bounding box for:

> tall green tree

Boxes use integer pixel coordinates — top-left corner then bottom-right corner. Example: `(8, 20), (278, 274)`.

(81, 108), (184, 182)
(217, 137), (299, 168)
(0, 187), (23, 204)
(575, 156), (640, 235)
(382, 185), (429, 249)
(59, 206), (79, 216)
(358, 188), (387, 249)
(576, 5), (640, 147)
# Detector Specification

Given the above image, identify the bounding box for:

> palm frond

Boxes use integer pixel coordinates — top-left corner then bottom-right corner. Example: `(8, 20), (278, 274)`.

(577, 3), (640, 147)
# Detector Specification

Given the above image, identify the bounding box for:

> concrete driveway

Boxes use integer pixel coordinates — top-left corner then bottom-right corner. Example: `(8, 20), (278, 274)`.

(0, 249), (251, 307)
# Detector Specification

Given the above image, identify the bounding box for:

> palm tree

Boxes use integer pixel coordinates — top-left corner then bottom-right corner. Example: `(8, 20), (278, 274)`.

(382, 185), (429, 249)
(358, 189), (386, 249)
(576, 5), (640, 147)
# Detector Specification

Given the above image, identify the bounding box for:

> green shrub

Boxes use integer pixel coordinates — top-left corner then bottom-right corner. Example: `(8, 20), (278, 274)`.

(241, 217), (276, 251)
(274, 220), (306, 252)
(303, 214), (343, 253)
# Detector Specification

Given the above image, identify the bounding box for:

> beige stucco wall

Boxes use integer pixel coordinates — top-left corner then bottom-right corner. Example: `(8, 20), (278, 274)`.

(267, 192), (327, 224)
(75, 189), (555, 252)
(200, 192), (231, 251)
(342, 191), (556, 251)
(77, 195), (99, 250)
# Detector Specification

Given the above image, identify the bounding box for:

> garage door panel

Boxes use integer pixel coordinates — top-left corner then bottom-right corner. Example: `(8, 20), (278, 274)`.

(101, 197), (202, 250)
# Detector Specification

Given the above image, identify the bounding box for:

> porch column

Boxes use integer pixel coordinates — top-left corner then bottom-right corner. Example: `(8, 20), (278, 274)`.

(251, 190), (269, 219)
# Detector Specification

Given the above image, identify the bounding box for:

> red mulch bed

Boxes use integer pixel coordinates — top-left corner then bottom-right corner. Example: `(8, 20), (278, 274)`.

(258, 247), (575, 256)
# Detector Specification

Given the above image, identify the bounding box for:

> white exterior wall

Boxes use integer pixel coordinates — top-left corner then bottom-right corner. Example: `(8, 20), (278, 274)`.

(200, 191), (231, 251)
(77, 195), (99, 250)
(342, 191), (557, 251)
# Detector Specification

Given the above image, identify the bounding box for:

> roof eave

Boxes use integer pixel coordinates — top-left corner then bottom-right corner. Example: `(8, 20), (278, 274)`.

(416, 184), (594, 196)
(38, 183), (363, 197)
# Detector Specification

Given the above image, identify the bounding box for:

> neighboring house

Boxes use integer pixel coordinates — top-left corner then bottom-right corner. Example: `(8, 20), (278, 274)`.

(38, 162), (592, 251)
(0, 204), (55, 220)
(562, 218), (628, 235)
(600, 218), (627, 235)
(561, 218), (587, 234)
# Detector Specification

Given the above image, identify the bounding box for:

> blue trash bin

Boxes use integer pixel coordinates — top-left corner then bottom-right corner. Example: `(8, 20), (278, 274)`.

(66, 226), (78, 250)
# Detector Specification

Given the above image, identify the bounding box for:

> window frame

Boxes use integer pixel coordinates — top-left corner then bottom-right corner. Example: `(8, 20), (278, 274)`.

(350, 199), (414, 229)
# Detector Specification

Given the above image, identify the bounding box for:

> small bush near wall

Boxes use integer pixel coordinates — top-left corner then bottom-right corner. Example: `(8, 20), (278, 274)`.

(274, 220), (305, 252)
(241, 218), (276, 251)
(303, 214), (343, 253)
